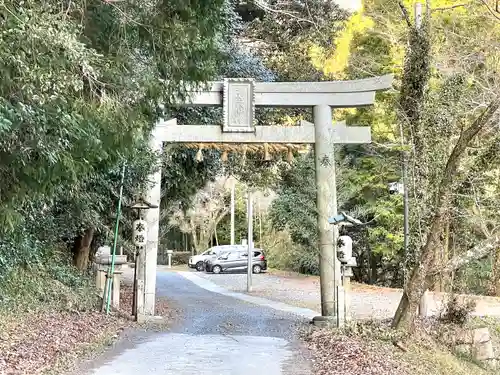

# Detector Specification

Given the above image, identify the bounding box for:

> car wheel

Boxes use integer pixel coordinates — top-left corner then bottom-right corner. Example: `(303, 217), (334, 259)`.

(212, 265), (222, 274)
(252, 265), (262, 274)
(196, 261), (204, 272)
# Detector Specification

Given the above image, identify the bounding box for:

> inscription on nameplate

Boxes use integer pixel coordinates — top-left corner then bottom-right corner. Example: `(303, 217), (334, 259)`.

(223, 78), (255, 133)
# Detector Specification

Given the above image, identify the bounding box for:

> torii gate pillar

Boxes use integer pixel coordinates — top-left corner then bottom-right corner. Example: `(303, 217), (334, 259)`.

(313, 104), (338, 319)
(144, 76), (392, 324)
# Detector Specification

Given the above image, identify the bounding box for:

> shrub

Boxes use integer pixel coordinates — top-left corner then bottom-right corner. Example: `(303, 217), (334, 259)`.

(262, 229), (319, 275)
(440, 296), (476, 326)
(171, 251), (191, 265)
(157, 250), (191, 265)
(0, 265), (97, 314)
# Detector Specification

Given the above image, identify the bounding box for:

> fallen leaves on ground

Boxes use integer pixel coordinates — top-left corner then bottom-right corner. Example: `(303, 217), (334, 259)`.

(120, 285), (171, 318)
(0, 310), (128, 375)
(0, 282), (172, 375)
(306, 329), (411, 375)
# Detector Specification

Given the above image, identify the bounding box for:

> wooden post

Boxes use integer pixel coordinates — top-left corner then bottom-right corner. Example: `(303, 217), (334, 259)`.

(112, 270), (122, 309)
(136, 279), (145, 323)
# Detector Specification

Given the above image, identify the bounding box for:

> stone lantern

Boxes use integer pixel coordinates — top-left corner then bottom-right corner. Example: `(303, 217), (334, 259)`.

(94, 246), (128, 310)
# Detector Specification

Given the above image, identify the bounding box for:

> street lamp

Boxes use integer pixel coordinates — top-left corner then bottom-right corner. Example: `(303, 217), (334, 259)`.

(127, 197), (158, 318)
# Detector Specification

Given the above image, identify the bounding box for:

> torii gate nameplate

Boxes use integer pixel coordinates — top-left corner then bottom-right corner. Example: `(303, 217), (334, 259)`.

(223, 78), (255, 133)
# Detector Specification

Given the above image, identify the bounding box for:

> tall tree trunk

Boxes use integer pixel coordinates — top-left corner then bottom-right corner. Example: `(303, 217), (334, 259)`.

(191, 229), (202, 254)
(489, 247), (500, 296)
(392, 4), (431, 330)
(431, 221), (450, 292)
(214, 222), (219, 246)
(73, 228), (95, 271)
(441, 221), (451, 292)
(370, 252), (378, 284)
(392, 214), (441, 331)
(392, 99), (500, 331)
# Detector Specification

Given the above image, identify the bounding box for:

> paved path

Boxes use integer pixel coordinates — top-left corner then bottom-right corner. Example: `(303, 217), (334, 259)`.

(77, 271), (312, 375)
(193, 269), (500, 319)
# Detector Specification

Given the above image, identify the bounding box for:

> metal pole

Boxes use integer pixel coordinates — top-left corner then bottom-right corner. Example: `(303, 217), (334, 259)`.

(230, 181), (235, 245)
(105, 162), (126, 314)
(415, 2), (423, 29)
(258, 197), (262, 247)
(402, 150), (410, 285)
(247, 190), (253, 293)
(312, 104), (338, 324)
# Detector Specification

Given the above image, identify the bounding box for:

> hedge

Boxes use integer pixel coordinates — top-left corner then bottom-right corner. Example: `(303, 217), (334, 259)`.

(157, 251), (191, 266)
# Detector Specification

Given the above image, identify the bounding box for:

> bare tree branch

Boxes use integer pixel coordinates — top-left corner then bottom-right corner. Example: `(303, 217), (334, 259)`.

(431, 3), (469, 12)
(434, 235), (500, 274)
(252, 0), (315, 24)
(398, 1), (412, 27)
(478, 0), (500, 21)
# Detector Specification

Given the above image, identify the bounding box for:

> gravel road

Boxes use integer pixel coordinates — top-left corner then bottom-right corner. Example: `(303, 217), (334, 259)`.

(193, 269), (403, 320)
(192, 269), (500, 319)
(77, 270), (312, 375)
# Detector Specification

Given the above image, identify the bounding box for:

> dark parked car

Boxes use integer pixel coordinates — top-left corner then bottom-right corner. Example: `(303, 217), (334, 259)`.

(205, 249), (267, 274)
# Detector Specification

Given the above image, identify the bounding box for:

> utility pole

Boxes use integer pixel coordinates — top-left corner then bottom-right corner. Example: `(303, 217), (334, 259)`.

(258, 196), (262, 247)
(230, 180), (235, 245)
(246, 190), (254, 292)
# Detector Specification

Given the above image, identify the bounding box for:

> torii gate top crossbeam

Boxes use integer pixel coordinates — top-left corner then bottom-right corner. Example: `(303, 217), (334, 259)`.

(160, 75), (393, 144)
(180, 74), (393, 108)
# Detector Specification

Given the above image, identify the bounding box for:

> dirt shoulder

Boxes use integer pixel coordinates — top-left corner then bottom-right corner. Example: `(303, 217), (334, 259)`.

(0, 310), (129, 375)
(305, 319), (499, 375)
(0, 282), (171, 375)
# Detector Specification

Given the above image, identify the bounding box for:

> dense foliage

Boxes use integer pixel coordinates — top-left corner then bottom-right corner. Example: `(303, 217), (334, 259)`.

(0, 0), (240, 308)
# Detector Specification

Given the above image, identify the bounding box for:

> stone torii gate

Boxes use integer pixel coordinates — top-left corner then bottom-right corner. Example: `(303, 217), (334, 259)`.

(140, 76), (392, 324)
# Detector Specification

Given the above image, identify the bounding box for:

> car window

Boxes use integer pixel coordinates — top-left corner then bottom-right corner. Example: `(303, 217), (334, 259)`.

(241, 251), (261, 257)
(227, 252), (241, 260)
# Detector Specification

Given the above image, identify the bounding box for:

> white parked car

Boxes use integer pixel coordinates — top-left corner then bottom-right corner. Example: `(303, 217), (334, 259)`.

(188, 245), (247, 271)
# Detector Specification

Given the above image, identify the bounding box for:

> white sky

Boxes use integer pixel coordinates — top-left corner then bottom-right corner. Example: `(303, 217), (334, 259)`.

(334, 0), (362, 12)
